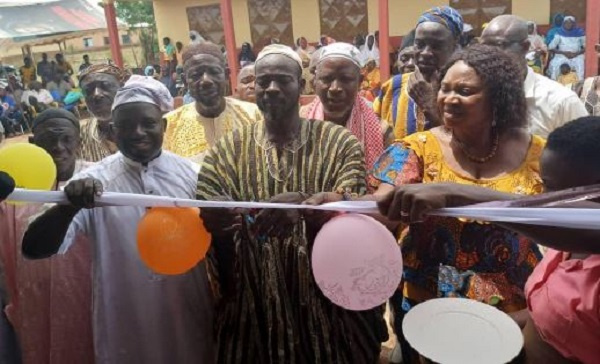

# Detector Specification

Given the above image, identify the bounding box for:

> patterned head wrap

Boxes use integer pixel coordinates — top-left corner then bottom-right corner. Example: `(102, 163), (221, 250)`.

(78, 64), (131, 85)
(318, 42), (363, 69)
(417, 6), (464, 39)
(112, 75), (173, 113)
(255, 44), (303, 70)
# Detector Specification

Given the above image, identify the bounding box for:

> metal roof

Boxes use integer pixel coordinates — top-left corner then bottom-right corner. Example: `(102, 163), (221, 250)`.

(0, 0), (113, 40)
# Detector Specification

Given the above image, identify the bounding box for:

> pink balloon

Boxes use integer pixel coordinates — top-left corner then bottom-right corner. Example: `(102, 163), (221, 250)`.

(312, 214), (403, 311)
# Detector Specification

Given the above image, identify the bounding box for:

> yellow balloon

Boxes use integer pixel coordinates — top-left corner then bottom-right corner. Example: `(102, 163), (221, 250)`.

(0, 144), (57, 194)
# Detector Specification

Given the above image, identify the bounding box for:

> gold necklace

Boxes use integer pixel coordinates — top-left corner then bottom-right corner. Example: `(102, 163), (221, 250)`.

(452, 129), (499, 164)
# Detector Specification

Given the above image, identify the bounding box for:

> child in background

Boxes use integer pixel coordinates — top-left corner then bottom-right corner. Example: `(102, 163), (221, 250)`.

(557, 63), (579, 86)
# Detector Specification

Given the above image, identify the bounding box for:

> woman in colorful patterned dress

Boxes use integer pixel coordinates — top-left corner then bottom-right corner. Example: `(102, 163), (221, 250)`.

(308, 44), (544, 363)
(374, 43), (544, 362)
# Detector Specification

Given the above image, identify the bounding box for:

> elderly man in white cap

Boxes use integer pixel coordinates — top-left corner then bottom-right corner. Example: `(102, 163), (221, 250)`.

(23, 75), (215, 364)
(301, 42), (392, 177)
(197, 44), (387, 364)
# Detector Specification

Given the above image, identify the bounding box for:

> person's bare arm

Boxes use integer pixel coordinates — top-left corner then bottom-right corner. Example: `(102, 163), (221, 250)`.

(0, 172), (15, 202)
(376, 183), (600, 254)
(22, 205), (81, 259)
(498, 202), (600, 254)
(22, 178), (102, 259)
(509, 309), (530, 329)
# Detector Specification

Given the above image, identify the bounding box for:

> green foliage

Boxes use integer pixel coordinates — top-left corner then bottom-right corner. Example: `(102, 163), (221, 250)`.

(115, 1), (158, 66)
(115, 1), (155, 27)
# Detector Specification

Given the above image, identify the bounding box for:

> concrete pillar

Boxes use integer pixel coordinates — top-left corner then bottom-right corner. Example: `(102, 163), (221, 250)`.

(220, 0), (238, 92)
(378, 0), (390, 82)
(585, 0), (600, 76)
(103, 0), (124, 68)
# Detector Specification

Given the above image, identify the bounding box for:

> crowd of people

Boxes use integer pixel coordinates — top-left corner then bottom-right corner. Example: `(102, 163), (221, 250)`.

(0, 52), (84, 139)
(0, 5), (599, 364)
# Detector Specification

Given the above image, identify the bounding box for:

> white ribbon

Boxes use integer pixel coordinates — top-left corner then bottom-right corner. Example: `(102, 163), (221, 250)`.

(6, 189), (381, 213)
(7, 189), (600, 230)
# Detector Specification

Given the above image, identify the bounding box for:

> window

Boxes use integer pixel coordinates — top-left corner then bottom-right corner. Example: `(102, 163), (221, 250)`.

(121, 34), (132, 45)
(103, 37), (110, 46)
(83, 37), (93, 48)
(450, 0), (511, 34)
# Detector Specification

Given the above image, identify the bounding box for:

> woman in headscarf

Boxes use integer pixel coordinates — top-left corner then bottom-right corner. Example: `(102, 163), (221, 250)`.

(300, 42), (392, 177)
(295, 37), (316, 94)
(309, 44), (545, 364)
(526, 21), (548, 74)
(572, 76), (600, 116)
(189, 30), (205, 45)
(374, 6), (463, 140)
(545, 13), (565, 45)
(238, 42), (256, 68)
(360, 33), (380, 66)
(548, 16), (586, 80)
(360, 58), (381, 102)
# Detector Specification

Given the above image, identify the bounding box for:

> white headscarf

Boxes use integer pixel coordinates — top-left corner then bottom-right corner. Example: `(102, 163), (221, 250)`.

(527, 21), (547, 52)
(359, 34), (380, 66)
(112, 75), (174, 113)
(189, 30), (205, 45)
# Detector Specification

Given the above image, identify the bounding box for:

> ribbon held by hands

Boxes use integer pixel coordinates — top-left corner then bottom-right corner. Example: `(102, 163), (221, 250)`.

(7, 186), (600, 230)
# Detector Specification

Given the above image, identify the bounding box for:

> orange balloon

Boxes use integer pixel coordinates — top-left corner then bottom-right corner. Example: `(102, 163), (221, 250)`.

(137, 207), (211, 275)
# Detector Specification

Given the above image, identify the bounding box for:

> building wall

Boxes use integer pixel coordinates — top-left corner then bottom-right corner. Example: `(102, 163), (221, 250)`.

(153, 0), (252, 48)
(512, 0), (551, 25)
(290, 0), (321, 42)
(368, 0), (449, 35)
(2, 29), (143, 70)
(154, 0), (556, 47)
